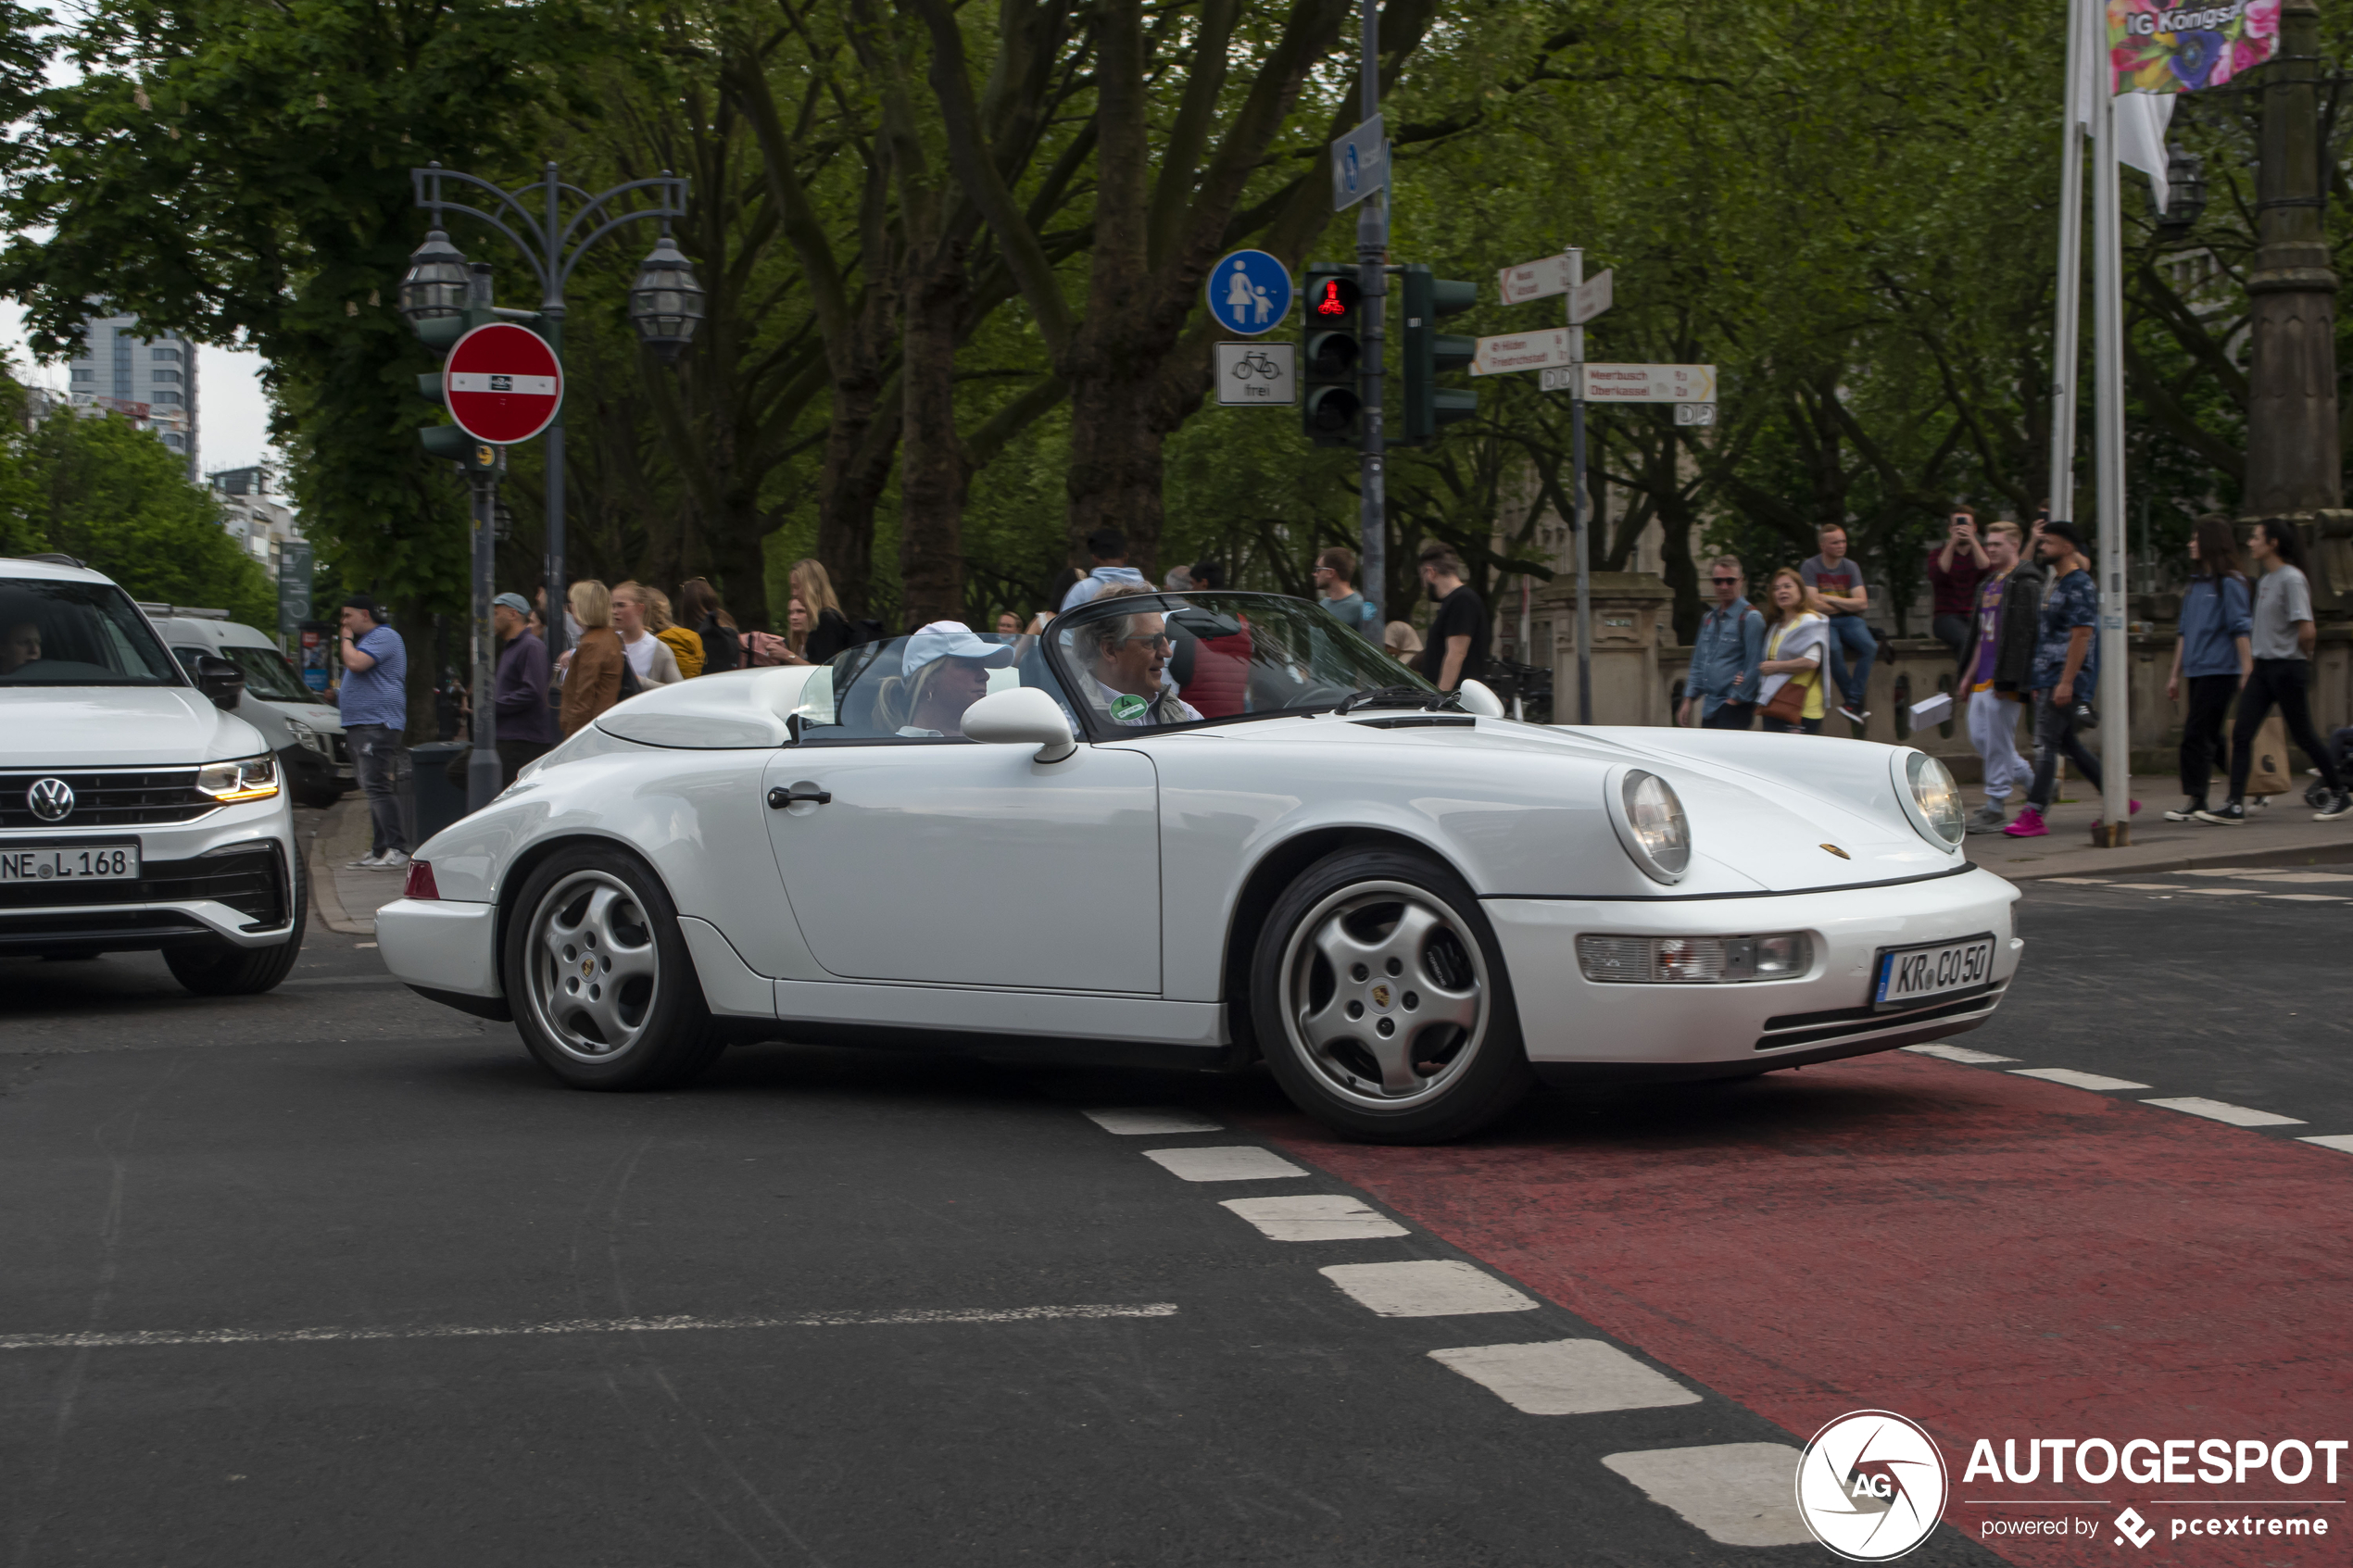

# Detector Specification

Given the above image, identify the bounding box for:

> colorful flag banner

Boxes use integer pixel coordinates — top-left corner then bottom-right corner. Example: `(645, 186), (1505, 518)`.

(2108, 0), (2280, 94)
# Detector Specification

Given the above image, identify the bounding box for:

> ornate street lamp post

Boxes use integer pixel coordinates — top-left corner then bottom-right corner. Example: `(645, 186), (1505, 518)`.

(399, 162), (702, 663)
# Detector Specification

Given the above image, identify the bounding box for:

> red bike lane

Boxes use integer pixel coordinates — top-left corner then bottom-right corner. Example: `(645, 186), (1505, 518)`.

(1242, 1052), (2353, 1566)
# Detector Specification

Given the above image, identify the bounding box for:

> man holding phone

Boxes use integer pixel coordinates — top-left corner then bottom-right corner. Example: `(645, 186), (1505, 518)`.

(1929, 506), (1992, 658)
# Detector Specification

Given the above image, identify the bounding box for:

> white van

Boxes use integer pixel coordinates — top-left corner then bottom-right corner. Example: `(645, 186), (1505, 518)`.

(146, 608), (354, 809)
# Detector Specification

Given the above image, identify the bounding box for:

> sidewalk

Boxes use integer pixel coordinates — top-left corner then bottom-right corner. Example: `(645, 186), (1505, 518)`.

(309, 795), (411, 935)
(1964, 773), (2353, 881)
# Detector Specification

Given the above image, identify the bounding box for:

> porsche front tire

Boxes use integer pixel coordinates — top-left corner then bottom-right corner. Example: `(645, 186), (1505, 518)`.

(1251, 847), (1532, 1143)
(503, 846), (726, 1091)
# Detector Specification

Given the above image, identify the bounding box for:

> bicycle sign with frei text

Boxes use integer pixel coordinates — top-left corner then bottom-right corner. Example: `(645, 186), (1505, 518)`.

(1215, 342), (1296, 406)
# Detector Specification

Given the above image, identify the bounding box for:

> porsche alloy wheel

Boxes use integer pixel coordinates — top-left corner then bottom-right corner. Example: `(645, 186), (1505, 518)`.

(504, 847), (725, 1090)
(1252, 847), (1532, 1143)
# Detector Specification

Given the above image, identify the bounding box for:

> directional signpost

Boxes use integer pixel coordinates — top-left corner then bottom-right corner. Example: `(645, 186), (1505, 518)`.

(1574, 362), (1718, 403)
(444, 323), (564, 444)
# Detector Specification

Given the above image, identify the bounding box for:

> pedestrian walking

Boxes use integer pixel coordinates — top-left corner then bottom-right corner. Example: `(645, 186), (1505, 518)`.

(676, 578), (741, 674)
(1755, 568), (1831, 734)
(1680, 556), (1765, 730)
(1059, 530), (1150, 612)
(641, 586), (705, 678)
(560, 580), (628, 737)
(1800, 524), (1874, 726)
(2162, 518), (2251, 822)
(489, 592), (555, 783)
(1928, 507), (1992, 658)
(789, 558), (856, 663)
(1954, 521), (2041, 832)
(1415, 543), (1488, 692)
(334, 593), (412, 870)
(2005, 521), (2137, 837)
(2199, 519), (2349, 822)
(1314, 546), (1381, 640)
(610, 582), (685, 688)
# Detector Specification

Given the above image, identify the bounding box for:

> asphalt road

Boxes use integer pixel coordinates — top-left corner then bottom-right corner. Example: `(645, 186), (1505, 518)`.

(1, 875), (2346, 1568)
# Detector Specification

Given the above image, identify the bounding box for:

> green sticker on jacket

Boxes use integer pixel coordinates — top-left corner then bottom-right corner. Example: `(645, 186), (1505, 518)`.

(1110, 692), (1149, 721)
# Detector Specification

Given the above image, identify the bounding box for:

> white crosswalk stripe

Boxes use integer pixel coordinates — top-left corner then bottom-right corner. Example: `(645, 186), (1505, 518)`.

(1429, 1339), (1699, 1415)
(1319, 1261), (1538, 1318)
(1140, 1146), (1307, 1182)
(1219, 1195), (1405, 1241)
(1601, 1444), (1813, 1547)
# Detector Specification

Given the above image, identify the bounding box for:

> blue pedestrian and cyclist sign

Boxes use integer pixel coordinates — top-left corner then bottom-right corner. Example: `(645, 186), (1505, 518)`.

(1205, 250), (1291, 336)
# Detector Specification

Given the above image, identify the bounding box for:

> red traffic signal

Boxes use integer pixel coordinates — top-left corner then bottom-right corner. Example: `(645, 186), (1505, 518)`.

(1313, 276), (1360, 317)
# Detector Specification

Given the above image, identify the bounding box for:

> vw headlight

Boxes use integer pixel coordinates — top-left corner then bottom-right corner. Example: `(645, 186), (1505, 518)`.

(286, 718), (326, 755)
(1897, 750), (1966, 848)
(1608, 768), (1691, 884)
(196, 754), (280, 803)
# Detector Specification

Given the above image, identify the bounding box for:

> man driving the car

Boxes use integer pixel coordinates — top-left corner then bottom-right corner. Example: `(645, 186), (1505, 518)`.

(1077, 585), (1203, 727)
(0, 619), (41, 676)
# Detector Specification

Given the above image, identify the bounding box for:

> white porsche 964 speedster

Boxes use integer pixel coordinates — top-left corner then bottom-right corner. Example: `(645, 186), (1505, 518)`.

(376, 590), (2020, 1142)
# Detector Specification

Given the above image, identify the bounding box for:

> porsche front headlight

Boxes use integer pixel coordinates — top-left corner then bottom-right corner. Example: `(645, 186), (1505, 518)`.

(1898, 750), (1966, 848)
(1609, 768), (1690, 884)
(197, 754), (280, 803)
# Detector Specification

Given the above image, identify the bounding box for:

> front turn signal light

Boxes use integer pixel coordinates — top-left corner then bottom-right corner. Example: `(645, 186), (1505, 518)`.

(195, 755), (280, 802)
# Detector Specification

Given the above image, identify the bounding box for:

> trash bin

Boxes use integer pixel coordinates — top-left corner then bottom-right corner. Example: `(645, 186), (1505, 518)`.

(407, 741), (470, 847)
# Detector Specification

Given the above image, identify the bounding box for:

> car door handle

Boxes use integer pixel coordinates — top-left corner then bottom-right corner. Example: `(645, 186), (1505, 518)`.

(768, 784), (832, 809)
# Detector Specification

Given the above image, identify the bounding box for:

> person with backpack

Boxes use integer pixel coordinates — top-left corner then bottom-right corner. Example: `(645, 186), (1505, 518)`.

(560, 580), (631, 736)
(1313, 546), (1381, 640)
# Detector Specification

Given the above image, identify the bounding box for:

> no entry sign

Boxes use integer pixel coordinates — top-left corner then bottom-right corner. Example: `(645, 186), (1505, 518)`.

(443, 322), (562, 445)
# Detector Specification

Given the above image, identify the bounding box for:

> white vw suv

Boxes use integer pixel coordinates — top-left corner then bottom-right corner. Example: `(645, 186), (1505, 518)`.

(0, 555), (305, 993)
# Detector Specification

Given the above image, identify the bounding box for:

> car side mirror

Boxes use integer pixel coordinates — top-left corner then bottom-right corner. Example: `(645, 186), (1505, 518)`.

(962, 685), (1077, 763)
(1456, 678), (1506, 718)
(195, 653), (246, 712)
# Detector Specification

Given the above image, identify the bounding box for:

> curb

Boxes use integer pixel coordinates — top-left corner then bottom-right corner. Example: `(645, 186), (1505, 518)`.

(1982, 838), (2353, 882)
(308, 797), (373, 936)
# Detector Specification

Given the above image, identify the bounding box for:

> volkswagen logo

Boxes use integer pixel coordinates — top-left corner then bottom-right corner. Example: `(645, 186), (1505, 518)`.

(27, 777), (74, 822)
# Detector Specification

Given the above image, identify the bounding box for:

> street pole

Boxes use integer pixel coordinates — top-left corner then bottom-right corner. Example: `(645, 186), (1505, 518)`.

(2046, 0), (2087, 528)
(2091, 52), (2132, 844)
(1355, 0), (1386, 625)
(1568, 246), (1592, 726)
(409, 162), (691, 661)
(467, 464), (501, 811)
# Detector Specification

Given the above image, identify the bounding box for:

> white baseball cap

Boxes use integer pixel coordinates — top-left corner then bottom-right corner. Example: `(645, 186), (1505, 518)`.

(902, 621), (1018, 677)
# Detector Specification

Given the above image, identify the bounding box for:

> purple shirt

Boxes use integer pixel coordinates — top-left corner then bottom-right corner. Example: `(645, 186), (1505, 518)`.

(1971, 577), (2006, 688)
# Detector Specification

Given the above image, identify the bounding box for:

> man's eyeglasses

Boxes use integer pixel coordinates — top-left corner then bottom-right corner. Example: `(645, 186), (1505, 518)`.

(1118, 633), (1174, 650)
(1710, 576), (1741, 585)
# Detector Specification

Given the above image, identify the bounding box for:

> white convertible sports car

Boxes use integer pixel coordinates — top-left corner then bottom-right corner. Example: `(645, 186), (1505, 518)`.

(377, 590), (2020, 1142)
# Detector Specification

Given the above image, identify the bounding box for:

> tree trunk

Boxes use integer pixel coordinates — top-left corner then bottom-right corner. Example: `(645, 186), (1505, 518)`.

(898, 240), (969, 625)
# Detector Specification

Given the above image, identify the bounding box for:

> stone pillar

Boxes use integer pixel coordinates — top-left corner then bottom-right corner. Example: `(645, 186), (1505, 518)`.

(2242, 0), (2341, 520)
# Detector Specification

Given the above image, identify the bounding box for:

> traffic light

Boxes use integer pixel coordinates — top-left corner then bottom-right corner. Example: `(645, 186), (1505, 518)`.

(1400, 265), (1478, 445)
(1300, 263), (1364, 447)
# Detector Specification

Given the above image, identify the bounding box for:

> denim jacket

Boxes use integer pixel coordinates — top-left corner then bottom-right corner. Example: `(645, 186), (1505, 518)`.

(2178, 573), (2252, 679)
(1691, 598), (1765, 716)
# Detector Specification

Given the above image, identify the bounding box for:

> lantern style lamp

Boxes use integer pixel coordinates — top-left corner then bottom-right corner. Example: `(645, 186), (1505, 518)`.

(2156, 145), (2208, 238)
(628, 228), (705, 363)
(397, 228), (471, 328)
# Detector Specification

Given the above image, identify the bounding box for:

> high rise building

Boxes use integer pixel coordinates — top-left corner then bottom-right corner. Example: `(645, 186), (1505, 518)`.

(64, 314), (197, 474)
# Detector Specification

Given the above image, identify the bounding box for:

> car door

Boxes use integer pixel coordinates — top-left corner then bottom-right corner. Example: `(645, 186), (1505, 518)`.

(759, 657), (1161, 994)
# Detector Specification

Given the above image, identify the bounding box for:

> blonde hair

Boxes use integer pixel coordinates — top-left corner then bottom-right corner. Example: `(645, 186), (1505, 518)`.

(568, 580), (612, 631)
(1760, 566), (1827, 627)
(612, 581), (672, 632)
(1986, 520), (2023, 543)
(789, 559), (842, 623)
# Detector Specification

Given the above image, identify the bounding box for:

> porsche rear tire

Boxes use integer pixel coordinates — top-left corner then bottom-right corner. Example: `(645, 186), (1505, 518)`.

(504, 845), (726, 1091)
(1251, 846), (1532, 1143)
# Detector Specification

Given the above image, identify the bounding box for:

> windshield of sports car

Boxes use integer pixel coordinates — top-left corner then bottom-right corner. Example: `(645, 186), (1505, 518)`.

(1045, 591), (1432, 734)
(0, 578), (184, 687)
(791, 624), (1076, 741)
